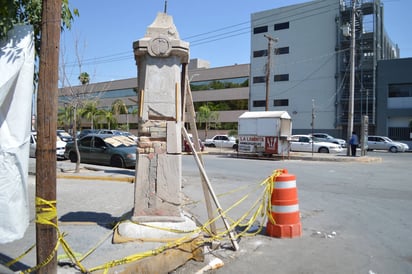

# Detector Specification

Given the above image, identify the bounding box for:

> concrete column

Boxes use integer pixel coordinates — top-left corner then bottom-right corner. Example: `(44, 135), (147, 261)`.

(132, 12), (189, 222)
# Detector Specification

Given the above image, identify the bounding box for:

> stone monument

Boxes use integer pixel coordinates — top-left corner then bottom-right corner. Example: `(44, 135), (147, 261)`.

(117, 12), (197, 239)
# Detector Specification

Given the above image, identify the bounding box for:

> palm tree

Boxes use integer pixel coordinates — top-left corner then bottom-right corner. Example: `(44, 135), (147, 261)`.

(78, 72), (90, 85)
(58, 105), (72, 132)
(111, 99), (129, 130)
(197, 104), (219, 139)
(104, 110), (118, 130)
(73, 72), (90, 173)
(81, 101), (104, 130)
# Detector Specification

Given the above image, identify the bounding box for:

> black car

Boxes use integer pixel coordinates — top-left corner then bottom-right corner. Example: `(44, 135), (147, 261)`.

(64, 134), (137, 168)
(57, 130), (73, 142)
(77, 129), (99, 139)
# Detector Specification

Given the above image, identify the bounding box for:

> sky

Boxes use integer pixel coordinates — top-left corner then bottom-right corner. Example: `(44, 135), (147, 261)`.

(60, 0), (412, 86)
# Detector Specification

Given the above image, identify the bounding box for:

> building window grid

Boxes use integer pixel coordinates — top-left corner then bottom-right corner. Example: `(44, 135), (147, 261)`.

(253, 26), (268, 34)
(274, 74), (289, 82)
(274, 22), (289, 31)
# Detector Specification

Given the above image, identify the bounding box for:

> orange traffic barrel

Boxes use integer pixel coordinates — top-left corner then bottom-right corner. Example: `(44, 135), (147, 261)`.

(266, 169), (302, 238)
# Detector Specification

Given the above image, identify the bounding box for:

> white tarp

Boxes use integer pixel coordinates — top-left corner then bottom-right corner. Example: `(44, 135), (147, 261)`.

(0, 25), (34, 243)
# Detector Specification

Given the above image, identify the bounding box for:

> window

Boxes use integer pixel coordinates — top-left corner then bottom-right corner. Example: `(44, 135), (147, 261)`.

(253, 26), (268, 34)
(275, 47), (289, 55)
(80, 136), (92, 147)
(94, 137), (106, 148)
(274, 74), (289, 82)
(253, 100), (266, 107)
(274, 22), (289, 31)
(273, 99), (289, 106)
(389, 84), (412, 97)
(299, 136), (310, 143)
(194, 99), (248, 111)
(253, 50), (267, 58)
(253, 76), (266, 84)
(190, 77), (249, 91)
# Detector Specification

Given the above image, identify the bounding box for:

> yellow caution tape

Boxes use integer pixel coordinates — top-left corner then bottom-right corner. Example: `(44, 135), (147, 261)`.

(5, 169), (285, 274)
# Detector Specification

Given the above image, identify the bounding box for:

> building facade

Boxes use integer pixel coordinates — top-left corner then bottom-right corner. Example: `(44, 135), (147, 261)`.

(58, 60), (249, 138)
(376, 58), (412, 140)
(250, 0), (399, 139)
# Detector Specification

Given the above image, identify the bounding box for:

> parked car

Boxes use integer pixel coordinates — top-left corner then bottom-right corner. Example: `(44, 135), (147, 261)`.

(30, 132), (67, 159)
(57, 129), (73, 143)
(311, 133), (346, 147)
(183, 134), (205, 152)
(96, 129), (138, 141)
(77, 129), (99, 139)
(290, 135), (343, 153)
(64, 134), (137, 168)
(367, 136), (409, 153)
(97, 129), (123, 136)
(204, 135), (237, 149)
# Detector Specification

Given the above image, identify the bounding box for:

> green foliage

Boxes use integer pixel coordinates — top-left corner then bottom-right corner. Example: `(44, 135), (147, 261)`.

(190, 77), (249, 91)
(80, 101), (106, 129)
(0, 0), (79, 81)
(78, 72), (90, 85)
(111, 99), (128, 115)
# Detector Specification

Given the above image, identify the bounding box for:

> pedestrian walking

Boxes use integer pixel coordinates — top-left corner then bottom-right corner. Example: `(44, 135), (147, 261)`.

(349, 131), (359, 157)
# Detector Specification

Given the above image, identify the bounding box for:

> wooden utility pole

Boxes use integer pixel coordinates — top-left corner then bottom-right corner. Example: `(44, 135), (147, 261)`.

(264, 34), (278, 111)
(346, 0), (356, 156)
(36, 0), (62, 273)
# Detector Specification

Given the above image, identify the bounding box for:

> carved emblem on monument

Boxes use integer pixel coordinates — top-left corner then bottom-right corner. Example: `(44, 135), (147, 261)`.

(149, 37), (170, 56)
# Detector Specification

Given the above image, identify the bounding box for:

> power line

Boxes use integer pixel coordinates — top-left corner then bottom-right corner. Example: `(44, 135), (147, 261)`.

(61, 0), (341, 69)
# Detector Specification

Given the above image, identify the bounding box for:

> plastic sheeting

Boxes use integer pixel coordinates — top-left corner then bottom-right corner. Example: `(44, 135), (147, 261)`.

(0, 25), (34, 243)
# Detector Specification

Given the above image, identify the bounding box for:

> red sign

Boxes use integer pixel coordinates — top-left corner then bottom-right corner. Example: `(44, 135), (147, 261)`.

(265, 136), (278, 154)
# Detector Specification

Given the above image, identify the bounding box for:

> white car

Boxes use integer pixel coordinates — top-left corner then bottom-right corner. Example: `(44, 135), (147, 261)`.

(290, 135), (343, 153)
(30, 132), (67, 159)
(367, 136), (409, 153)
(204, 135), (237, 149)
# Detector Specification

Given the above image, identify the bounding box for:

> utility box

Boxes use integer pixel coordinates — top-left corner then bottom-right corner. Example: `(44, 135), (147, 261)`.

(238, 111), (292, 156)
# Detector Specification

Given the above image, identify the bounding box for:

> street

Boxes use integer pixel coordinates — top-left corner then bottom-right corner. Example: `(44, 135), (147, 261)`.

(1, 151), (411, 273)
(178, 151), (412, 274)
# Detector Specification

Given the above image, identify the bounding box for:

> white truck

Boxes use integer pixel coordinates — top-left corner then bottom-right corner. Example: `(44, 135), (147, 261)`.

(237, 111), (292, 156)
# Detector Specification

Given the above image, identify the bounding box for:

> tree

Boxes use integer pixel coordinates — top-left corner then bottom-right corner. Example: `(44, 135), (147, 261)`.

(111, 99), (129, 130)
(78, 72), (90, 85)
(197, 104), (219, 139)
(57, 105), (72, 132)
(103, 110), (118, 130)
(81, 101), (104, 130)
(0, 0), (78, 80)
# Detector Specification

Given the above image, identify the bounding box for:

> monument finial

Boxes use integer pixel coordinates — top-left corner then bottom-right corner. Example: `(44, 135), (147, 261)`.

(164, 0), (168, 13)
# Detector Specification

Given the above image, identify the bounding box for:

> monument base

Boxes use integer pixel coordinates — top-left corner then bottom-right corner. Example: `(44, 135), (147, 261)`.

(114, 214), (198, 243)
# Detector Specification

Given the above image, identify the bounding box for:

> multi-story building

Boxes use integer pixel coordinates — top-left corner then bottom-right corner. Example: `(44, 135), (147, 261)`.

(58, 60), (249, 138)
(58, 0), (411, 142)
(250, 0), (399, 139)
(376, 58), (412, 141)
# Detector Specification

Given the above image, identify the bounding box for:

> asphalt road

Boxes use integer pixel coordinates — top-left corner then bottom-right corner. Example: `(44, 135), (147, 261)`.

(177, 151), (412, 274)
(1, 151), (411, 273)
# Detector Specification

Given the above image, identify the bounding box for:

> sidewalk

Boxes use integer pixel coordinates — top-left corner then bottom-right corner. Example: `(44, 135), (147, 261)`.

(201, 147), (382, 163)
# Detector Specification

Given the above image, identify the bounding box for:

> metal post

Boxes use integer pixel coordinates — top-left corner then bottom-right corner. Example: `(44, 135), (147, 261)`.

(346, 0), (356, 156)
(311, 99), (315, 156)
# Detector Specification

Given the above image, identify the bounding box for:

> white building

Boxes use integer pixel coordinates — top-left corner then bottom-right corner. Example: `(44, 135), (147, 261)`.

(250, 0), (398, 138)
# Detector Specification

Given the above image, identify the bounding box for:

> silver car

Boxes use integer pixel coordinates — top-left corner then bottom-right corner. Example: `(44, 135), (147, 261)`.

(367, 136), (409, 153)
(311, 133), (346, 147)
